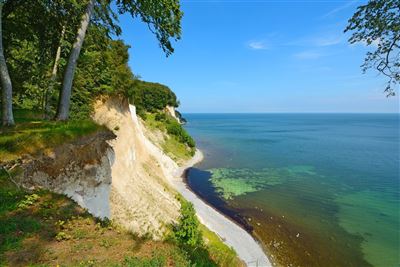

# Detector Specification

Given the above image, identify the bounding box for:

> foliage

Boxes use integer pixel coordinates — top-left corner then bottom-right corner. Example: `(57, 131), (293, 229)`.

(154, 112), (167, 121)
(0, 109), (103, 162)
(143, 113), (195, 161)
(2, 0), (183, 120)
(123, 254), (166, 267)
(115, 0), (183, 56)
(171, 197), (219, 267)
(166, 119), (195, 148)
(2, 0), (131, 119)
(162, 135), (194, 162)
(3, 0), (85, 111)
(169, 196), (243, 267)
(0, 169), (42, 264)
(17, 194), (40, 210)
(199, 224), (242, 267)
(129, 80), (179, 115)
(345, 0), (400, 96)
(0, 170), (199, 266)
(173, 200), (203, 247)
(71, 28), (136, 118)
(175, 109), (186, 124)
(55, 231), (72, 241)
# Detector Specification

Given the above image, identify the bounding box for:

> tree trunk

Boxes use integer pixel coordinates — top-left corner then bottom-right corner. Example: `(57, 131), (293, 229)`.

(0, 3), (14, 126)
(44, 25), (65, 119)
(55, 0), (95, 121)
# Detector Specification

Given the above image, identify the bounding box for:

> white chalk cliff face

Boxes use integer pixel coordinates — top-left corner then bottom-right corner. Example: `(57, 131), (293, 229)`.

(92, 97), (181, 238)
(18, 131), (115, 219)
(19, 97), (181, 239)
(165, 105), (181, 124)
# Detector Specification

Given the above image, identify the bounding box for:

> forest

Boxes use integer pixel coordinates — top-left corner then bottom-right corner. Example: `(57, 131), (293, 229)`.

(0, 0), (182, 125)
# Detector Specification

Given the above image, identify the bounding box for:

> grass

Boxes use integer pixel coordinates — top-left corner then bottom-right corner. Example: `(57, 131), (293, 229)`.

(162, 136), (194, 163)
(0, 109), (103, 162)
(170, 196), (244, 267)
(0, 109), (243, 266)
(0, 170), (200, 266)
(143, 113), (194, 163)
(0, 168), (241, 267)
(200, 224), (244, 267)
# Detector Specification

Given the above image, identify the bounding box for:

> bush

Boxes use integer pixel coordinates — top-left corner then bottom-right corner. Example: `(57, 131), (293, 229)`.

(166, 120), (195, 148)
(155, 113), (166, 122)
(17, 194), (40, 210)
(172, 198), (218, 267)
(173, 201), (203, 247)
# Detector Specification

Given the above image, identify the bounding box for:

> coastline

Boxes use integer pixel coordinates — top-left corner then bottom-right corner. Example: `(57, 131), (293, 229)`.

(172, 149), (272, 267)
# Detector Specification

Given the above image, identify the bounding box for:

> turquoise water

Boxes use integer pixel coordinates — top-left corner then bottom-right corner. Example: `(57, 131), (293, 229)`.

(184, 114), (399, 267)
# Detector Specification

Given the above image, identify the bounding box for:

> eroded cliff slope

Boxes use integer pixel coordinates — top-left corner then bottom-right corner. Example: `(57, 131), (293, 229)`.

(17, 96), (181, 239)
(93, 97), (181, 238)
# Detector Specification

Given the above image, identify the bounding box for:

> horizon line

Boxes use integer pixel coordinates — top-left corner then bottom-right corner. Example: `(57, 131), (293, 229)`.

(181, 111), (400, 114)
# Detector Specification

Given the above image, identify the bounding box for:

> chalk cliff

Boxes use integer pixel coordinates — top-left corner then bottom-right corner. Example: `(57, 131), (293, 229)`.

(18, 97), (182, 239)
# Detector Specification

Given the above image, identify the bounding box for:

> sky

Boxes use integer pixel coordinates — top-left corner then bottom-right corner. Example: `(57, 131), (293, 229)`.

(118, 0), (399, 113)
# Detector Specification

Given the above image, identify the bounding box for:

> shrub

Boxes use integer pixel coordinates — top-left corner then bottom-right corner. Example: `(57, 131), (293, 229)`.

(166, 120), (195, 148)
(173, 201), (202, 247)
(17, 194), (40, 210)
(171, 198), (218, 266)
(155, 113), (166, 122)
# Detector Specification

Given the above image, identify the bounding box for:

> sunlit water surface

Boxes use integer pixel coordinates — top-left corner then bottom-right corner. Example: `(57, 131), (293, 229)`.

(184, 113), (399, 267)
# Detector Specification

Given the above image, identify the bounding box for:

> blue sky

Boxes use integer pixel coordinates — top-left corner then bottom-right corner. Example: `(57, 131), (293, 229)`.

(118, 0), (399, 113)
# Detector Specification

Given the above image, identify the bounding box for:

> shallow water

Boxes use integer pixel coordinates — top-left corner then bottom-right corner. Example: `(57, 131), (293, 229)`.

(184, 114), (399, 267)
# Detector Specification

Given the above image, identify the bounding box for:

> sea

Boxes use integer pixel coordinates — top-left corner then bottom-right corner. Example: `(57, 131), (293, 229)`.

(184, 113), (399, 267)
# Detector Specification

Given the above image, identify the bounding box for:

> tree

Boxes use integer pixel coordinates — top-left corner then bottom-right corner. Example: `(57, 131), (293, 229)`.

(130, 80), (178, 113)
(45, 25), (66, 119)
(56, 0), (183, 121)
(345, 0), (400, 96)
(55, 0), (96, 121)
(0, 0), (14, 126)
(173, 201), (203, 247)
(115, 0), (183, 56)
(3, 0), (85, 116)
(70, 32), (136, 118)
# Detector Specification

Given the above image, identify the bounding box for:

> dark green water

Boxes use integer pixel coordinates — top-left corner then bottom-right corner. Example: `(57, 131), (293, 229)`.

(184, 114), (399, 267)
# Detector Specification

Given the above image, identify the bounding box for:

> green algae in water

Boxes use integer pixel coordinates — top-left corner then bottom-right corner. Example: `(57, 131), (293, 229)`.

(185, 113), (399, 267)
(336, 191), (400, 267)
(283, 165), (317, 176)
(209, 165), (316, 200)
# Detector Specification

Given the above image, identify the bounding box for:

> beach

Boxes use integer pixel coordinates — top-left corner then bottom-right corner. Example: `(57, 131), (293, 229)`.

(173, 149), (272, 267)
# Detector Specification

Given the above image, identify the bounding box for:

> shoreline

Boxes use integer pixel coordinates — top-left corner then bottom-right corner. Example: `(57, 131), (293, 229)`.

(182, 168), (255, 234)
(172, 149), (272, 267)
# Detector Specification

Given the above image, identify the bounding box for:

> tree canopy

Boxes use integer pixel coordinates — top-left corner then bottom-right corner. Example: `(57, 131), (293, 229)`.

(345, 0), (400, 96)
(0, 0), (183, 123)
(115, 0), (183, 56)
(129, 80), (179, 115)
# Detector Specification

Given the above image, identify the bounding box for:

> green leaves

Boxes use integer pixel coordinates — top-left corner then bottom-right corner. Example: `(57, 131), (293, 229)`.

(70, 33), (135, 118)
(166, 119), (195, 148)
(345, 0), (400, 96)
(130, 80), (179, 113)
(173, 201), (203, 247)
(17, 194), (40, 210)
(115, 0), (183, 56)
(4, 0), (183, 121)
